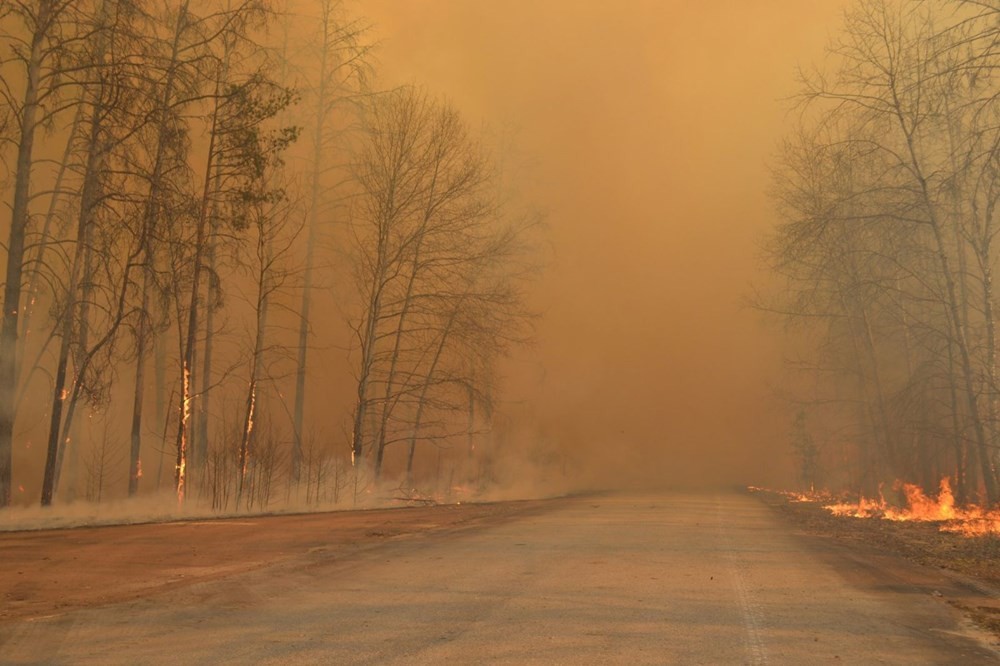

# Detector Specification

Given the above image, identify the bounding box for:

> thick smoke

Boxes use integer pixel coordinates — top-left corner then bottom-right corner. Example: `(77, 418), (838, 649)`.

(363, 0), (850, 489)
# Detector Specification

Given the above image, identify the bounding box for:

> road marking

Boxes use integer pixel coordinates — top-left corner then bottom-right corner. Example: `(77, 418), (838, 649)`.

(716, 500), (769, 665)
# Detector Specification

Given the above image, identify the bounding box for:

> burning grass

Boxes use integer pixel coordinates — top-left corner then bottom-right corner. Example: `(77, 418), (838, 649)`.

(751, 484), (1000, 600)
(751, 478), (1000, 537)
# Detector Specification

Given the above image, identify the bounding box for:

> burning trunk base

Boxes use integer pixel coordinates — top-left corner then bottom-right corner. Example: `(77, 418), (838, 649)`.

(751, 478), (1000, 537)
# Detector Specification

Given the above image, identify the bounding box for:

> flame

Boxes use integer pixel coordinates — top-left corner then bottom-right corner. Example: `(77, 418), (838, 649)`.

(177, 363), (191, 506)
(136, 458), (143, 479)
(181, 365), (192, 428)
(821, 478), (1000, 537)
(246, 382), (255, 438)
(241, 382), (256, 482)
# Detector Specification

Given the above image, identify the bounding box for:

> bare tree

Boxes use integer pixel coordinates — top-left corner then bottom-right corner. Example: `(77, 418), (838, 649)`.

(348, 87), (536, 486)
(766, 0), (1000, 503)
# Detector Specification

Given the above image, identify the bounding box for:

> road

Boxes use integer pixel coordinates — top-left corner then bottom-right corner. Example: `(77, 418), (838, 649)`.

(1, 492), (998, 664)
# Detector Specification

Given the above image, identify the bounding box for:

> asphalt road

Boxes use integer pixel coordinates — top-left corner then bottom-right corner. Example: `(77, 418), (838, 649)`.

(1, 492), (998, 664)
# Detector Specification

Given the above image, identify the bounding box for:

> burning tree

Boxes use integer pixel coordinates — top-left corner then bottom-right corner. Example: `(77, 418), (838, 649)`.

(0, 0), (537, 511)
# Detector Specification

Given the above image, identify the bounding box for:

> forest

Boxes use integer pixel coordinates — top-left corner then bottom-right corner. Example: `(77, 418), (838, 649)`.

(0, 0), (538, 510)
(766, 0), (1000, 505)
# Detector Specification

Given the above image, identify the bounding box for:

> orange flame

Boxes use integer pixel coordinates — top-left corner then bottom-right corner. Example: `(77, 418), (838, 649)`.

(177, 363), (191, 506)
(822, 478), (1000, 537)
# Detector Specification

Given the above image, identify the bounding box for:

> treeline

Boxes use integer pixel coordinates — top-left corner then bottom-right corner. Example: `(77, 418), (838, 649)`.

(766, 0), (1000, 504)
(0, 0), (536, 508)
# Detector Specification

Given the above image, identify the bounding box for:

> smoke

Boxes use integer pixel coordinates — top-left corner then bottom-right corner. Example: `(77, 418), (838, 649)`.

(362, 0), (851, 489)
(0, 1), (855, 521)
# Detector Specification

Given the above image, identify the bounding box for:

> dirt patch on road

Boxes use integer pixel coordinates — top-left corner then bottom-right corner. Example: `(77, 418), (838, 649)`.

(0, 499), (551, 623)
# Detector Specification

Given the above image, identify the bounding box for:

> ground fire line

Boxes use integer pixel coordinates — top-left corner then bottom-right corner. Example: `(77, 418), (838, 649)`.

(750, 479), (1000, 537)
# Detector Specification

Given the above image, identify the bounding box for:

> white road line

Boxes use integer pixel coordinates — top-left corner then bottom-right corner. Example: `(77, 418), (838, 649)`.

(716, 499), (769, 665)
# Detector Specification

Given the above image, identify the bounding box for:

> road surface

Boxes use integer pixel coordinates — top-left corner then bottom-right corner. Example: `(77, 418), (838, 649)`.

(1, 492), (998, 664)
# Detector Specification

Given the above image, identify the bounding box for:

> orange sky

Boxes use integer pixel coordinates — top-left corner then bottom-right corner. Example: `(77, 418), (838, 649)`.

(360, 0), (850, 487)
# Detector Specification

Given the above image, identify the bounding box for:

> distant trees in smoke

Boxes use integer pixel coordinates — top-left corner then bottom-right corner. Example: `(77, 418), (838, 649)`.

(0, 0), (538, 508)
(348, 87), (534, 485)
(765, 0), (1000, 504)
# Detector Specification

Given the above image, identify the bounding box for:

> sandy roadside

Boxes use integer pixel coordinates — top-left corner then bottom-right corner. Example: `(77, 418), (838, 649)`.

(0, 499), (553, 623)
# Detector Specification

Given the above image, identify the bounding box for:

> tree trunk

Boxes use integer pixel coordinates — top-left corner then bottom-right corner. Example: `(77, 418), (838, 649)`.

(61, 222), (97, 502)
(466, 380), (476, 458)
(127, 0), (188, 496)
(41, 97), (105, 506)
(195, 221), (218, 473)
(0, 0), (52, 506)
(351, 243), (387, 466)
(292, 3), (332, 485)
(238, 252), (269, 508)
(406, 302), (461, 486)
(128, 264), (151, 497)
(374, 241), (424, 478)
(175, 76), (221, 504)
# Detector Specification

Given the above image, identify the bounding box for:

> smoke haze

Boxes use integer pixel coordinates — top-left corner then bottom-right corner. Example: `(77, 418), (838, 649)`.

(361, 0), (849, 488)
(0, 1), (859, 511)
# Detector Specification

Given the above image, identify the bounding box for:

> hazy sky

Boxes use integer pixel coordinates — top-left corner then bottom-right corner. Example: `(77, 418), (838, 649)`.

(361, 0), (850, 487)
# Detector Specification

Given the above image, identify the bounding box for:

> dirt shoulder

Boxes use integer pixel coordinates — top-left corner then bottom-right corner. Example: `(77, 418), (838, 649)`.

(0, 498), (553, 623)
(753, 489), (1000, 637)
